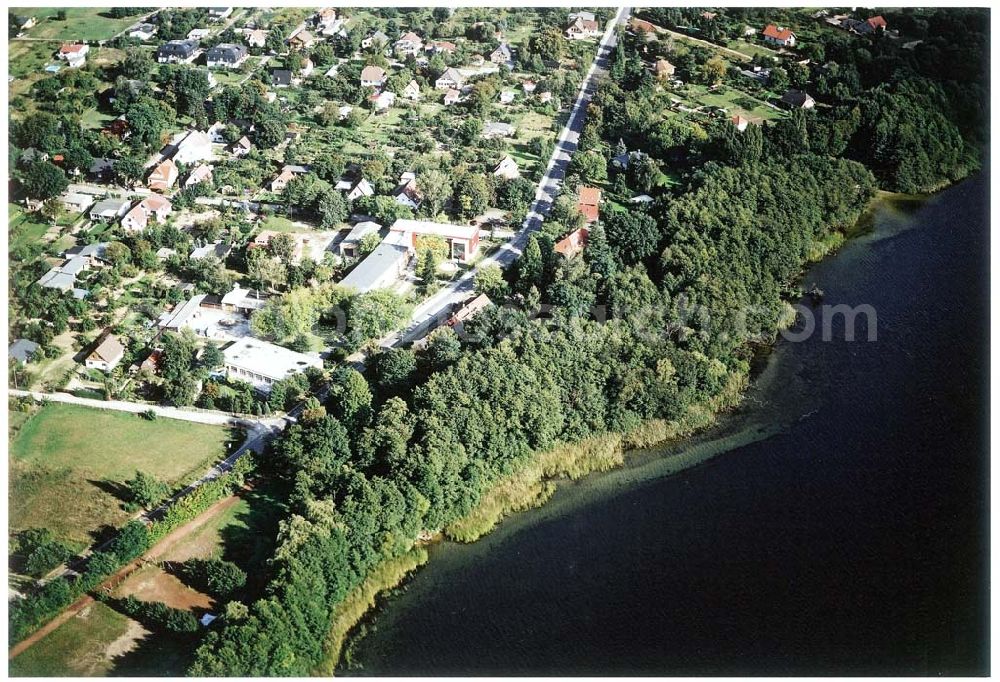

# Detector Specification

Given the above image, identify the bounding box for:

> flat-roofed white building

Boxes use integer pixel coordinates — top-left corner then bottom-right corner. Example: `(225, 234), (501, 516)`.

(390, 218), (480, 262)
(222, 337), (323, 393)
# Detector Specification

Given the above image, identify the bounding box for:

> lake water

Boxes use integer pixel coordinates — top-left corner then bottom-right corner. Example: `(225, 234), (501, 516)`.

(347, 176), (989, 676)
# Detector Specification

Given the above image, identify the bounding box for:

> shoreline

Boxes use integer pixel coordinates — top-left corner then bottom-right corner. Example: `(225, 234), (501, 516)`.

(316, 186), (939, 674)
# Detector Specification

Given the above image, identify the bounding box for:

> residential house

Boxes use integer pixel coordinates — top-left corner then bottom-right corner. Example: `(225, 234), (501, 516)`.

(89, 157), (117, 181)
(138, 348), (163, 374)
(244, 28), (267, 48)
(500, 90), (516, 104)
(288, 29), (316, 50)
(578, 186), (601, 223)
(206, 121), (227, 143)
(654, 59), (676, 80)
(122, 195), (173, 233)
(35, 269), (76, 291)
(370, 90), (396, 111)
(394, 32), (424, 57)
(443, 88), (462, 106)
(732, 114), (751, 132)
(390, 218), (480, 262)
(64, 242), (109, 267)
(147, 159), (179, 192)
(426, 40), (456, 55)
(362, 30), (389, 50)
(188, 28), (211, 41)
(208, 7), (233, 21)
(185, 164), (213, 188)
(270, 164), (308, 193)
(360, 65), (387, 88)
(9, 339), (40, 364)
(393, 173), (421, 210)
(85, 334), (126, 373)
(337, 176), (375, 202)
(206, 43), (248, 68)
(61, 192), (94, 213)
(57, 43), (89, 68)
(554, 227), (589, 258)
(522, 79), (537, 94)
(482, 121), (516, 139)
(338, 105), (354, 120)
(339, 236), (411, 292)
(271, 69), (293, 87)
(339, 220), (382, 258)
(89, 198), (130, 222)
(300, 58), (314, 78)
(157, 39), (198, 64)
(228, 135), (252, 157)
(314, 7), (338, 28)
(762, 24), (796, 47)
(174, 130), (214, 164)
(866, 15), (888, 31)
(565, 16), (602, 39)
(493, 155), (520, 180)
(447, 294), (492, 335)
(490, 43), (513, 64)
(538, 91), (553, 104)
(190, 242), (232, 261)
(402, 79), (421, 101)
(221, 285), (267, 315)
(568, 10), (596, 22)
(780, 89), (815, 109)
(435, 67), (464, 90)
(222, 337), (322, 393)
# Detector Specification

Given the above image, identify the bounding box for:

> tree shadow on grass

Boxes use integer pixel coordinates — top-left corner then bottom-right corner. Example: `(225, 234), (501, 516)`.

(217, 482), (289, 598)
(88, 478), (133, 503)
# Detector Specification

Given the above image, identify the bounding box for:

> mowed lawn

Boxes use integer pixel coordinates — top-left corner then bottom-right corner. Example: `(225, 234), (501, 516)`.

(12, 7), (142, 41)
(10, 404), (237, 547)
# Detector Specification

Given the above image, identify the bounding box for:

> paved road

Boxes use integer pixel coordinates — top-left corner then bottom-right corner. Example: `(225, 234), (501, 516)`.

(380, 7), (631, 349)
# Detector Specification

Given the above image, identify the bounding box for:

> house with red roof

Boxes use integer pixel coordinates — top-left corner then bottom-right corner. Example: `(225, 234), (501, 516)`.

(762, 24), (796, 47)
(578, 186), (601, 224)
(57, 43), (89, 68)
(147, 158), (179, 192)
(866, 15), (887, 31)
(555, 227), (589, 258)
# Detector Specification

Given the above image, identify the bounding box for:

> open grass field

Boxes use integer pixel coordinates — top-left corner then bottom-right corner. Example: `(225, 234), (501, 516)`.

(8, 601), (142, 677)
(9, 203), (52, 255)
(9, 484), (289, 677)
(10, 403), (237, 547)
(12, 8), (143, 42)
(682, 83), (786, 123)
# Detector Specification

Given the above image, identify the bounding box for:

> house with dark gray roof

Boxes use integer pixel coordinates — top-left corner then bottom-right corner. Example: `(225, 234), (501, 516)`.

(206, 43), (247, 68)
(157, 39), (198, 64)
(271, 69), (293, 87)
(9, 339), (40, 364)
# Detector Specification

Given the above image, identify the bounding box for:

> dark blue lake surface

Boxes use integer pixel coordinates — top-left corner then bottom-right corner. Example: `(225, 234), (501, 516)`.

(348, 176), (989, 676)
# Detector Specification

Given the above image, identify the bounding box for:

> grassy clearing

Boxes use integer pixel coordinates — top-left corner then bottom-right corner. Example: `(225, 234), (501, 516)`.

(10, 403), (236, 546)
(684, 84), (785, 122)
(9, 601), (138, 677)
(9, 203), (52, 254)
(316, 547), (429, 676)
(13, 8), (141, 41)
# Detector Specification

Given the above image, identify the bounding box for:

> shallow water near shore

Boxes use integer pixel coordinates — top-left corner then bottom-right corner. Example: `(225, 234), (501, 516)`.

(345, 175), (989, 676)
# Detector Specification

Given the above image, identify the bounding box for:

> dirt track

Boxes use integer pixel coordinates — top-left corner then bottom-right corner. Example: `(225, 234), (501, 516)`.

(9, 492), (245, 660)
